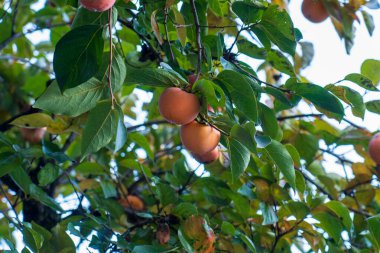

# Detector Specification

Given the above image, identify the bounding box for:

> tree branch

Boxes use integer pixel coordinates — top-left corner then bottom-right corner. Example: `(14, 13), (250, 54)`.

(0, 23), (70, 52)
(126, 120), (170, 132)
(296, 168), (371, 217)
(189, 0), (202, 80)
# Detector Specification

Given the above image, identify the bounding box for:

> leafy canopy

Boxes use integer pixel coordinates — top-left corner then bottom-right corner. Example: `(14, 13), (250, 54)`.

(0, 0), (380, 252)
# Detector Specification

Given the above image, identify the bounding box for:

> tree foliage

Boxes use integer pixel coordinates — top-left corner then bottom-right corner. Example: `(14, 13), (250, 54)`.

(1, 0), (380, 252)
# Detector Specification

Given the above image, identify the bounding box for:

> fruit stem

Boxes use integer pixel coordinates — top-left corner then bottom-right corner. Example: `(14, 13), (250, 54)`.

(108, 7), (115, 108)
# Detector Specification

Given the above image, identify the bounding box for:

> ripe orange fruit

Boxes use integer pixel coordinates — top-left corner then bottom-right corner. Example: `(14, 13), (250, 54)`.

(158, 87), (200, 125)
(118, 195), (145, 211)
(301, 0), (329, 23)
(180, 121), (220, 155)
(369, 133), (380, 164)
(20, 127), (46, 144)
(192, 147), (220, 164)
(80, 0), (115, 12)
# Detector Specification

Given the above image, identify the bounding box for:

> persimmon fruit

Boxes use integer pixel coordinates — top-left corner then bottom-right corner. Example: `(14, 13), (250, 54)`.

(193, 147), (220, 164)
(118, 195), (145, 211)
(180, 121), (220, 155)
(301, 0), (329, 23)
(20, 127), (46, 144)
(158, 87), (200, 125)
(80, 0), (115, 12)
(369, 133), (380, 164)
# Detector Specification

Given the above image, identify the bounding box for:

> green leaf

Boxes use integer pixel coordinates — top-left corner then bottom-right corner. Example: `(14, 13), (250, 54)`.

(221, 221), (235, 236)
(100, 181), (117, 198)
(230, 123), (257, 153)
(23, 226), (43, 253)
(260, 202), (278, 225)
(366, 100), (380, 114)
(284, 201), (310, 220)
(10, 166), (33, 194)
(286, 81), (345, 118)
(156, 182), (178, 207)
(258, 5), (296, 55)
(53, 25), (104, 91)
(238, 232), (257, 253)
(71, 6), (117, 29)
(313, 212), (343, 243)
(125, 68), (187, 87)
(132, 245), (167, 253)
(75, 162), (105, 175)
(344, 73), (378, 91)
(178, 229), (193, 253)
(217, 70), (258, 122)
(38, 163), (60, 186)
(40, 224), (76, 253)
(324, 201), (352, 231)
(259, 103), (282, 140)
(361, 59), (380, 85)
(362, 10), (375, 36)
(29, 184), (63, 212)
(228, 138), (251, 181)
(81, 100), (119, 156)
(192, 79), (225, 109)
(129, 132), (154, 160)
(34, 79), (107, 117)
(368, 214), (380, 250)
(231, 1), (264, 24)
(266, 49), (295, 76)
(284, 144), (301, 168)
(173, 203), (198, 218)
(114, 106), (127, 152)
(325, 84), (365, 119)
(173, 157), (191, 186)
(0, 152), (20, 177)
(237, 40), (267, 59)
(264, 140), (295, 188)
(295, 133), (319, 164)
(209, 0), (223, 16)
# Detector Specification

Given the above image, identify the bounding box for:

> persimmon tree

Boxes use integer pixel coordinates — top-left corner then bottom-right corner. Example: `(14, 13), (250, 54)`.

(1, 0), (380, 252)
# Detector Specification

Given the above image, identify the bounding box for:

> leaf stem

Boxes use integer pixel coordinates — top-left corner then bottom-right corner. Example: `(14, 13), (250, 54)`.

(108, 8), (115, 108)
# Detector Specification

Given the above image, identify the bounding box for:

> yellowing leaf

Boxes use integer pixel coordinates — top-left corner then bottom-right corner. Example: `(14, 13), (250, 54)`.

(151, 10), (164, 45)
(11, 113), (53, 128)
(172, 7), (187, 47)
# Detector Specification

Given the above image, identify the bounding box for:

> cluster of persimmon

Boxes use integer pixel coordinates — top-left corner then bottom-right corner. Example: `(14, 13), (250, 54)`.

(301, 0), (329, 23)
(158, 78), (221, 164)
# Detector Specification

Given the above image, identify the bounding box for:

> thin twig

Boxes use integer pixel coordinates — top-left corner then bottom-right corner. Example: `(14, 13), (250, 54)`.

(163, 8), (175, 61)
(232, 61), (292, 93)
(108, 8), (115, 108)
(0, 23), (70, 51)
(296, 168), (371, 217)
(126, 120), (170, 132)
(189, 0), (202, 81)
(0, 181), (22, 227)
(277, 114), (323, 121)
(10, 0), (19, 35)
(319, 148), (354, 164)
